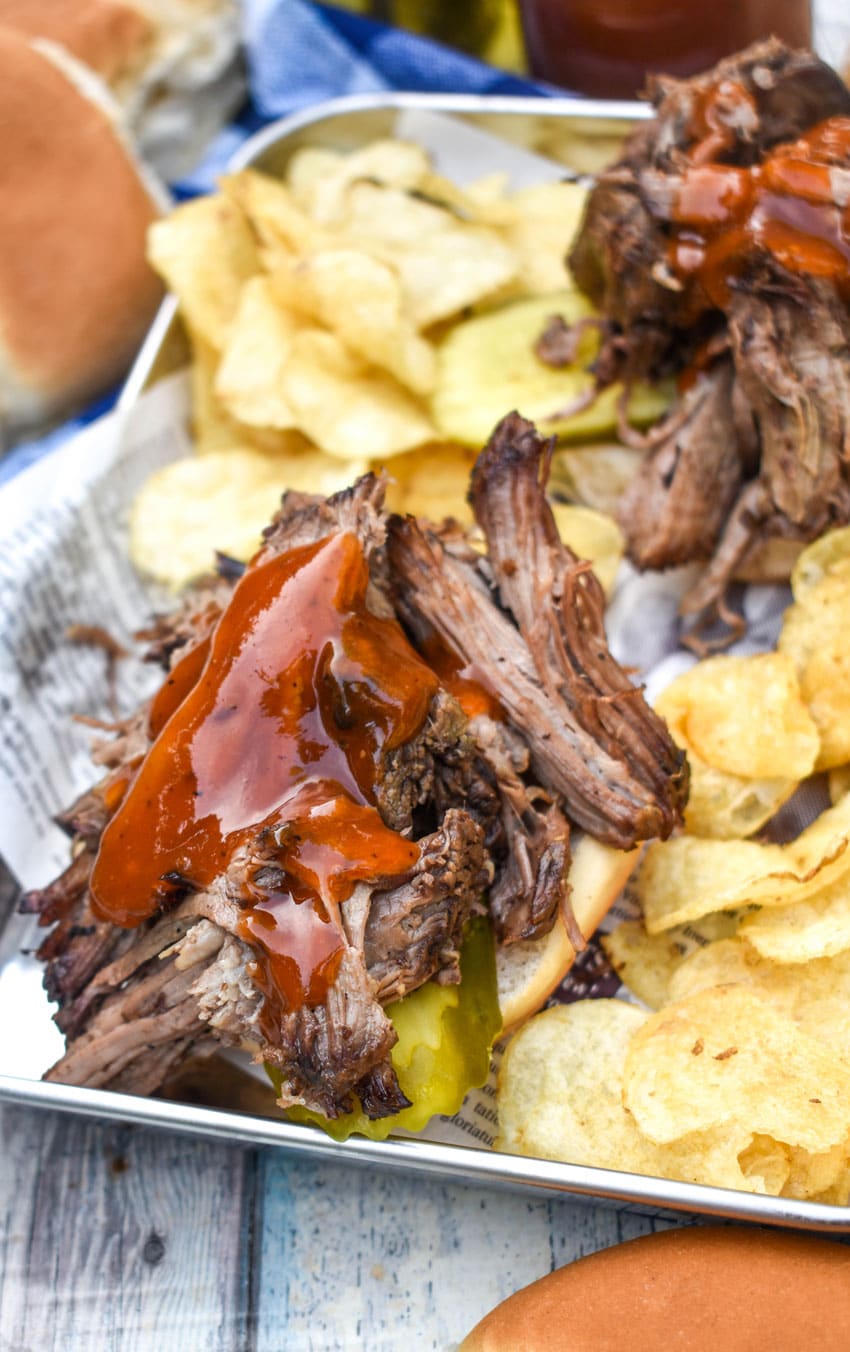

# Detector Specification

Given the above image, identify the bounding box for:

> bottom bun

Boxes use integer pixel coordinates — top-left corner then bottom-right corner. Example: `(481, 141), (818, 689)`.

(495, 837), (638, 1033)
(460, 1225), (850, 1351)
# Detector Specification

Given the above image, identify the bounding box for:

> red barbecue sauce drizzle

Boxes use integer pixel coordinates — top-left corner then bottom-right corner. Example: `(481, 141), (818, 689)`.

(419, 631), (503, 722)
(90, 532), (439, 1022)
(148, 635), (212, 740)
(100, 756), (143, 816)
(664, 112), (850, 309)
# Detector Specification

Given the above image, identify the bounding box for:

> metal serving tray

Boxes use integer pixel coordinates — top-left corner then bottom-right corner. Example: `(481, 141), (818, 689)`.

(3, 91), (848, 1233)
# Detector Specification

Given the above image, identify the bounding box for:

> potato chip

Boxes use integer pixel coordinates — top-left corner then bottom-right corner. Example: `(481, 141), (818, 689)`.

(809, 1167), (850, 1206)
(497, 1000), (649, 1164)
(549, 503), (624, 595)
(214, 276), (300, 428)
(668, 937), (781, 1003)
(639, 792), (850, 933)
(464, 171), (511, 206)
(783, 1143), (850, 1201)
(739, 874), (850, 964)
(188, 341), (304, 460)
(414, 170), (515, 227)
(668, 938), (850, 1059)
(655, 653), (819, 781)
(549, 443), (643, 516)
(382, 442), (477, 524)
(335, 180), (520, 328)
(129, 449), (286, 588)
(189, 335), (245, 454)
(270, 248), (436, 394)
(600, 921), (689, 1009)
(790, 525), (850, 599)
(779, 570), (850, 770)
(431, 292), (672, 448)
(800, 645), (850, 772)
(287, 139), (432, 225)
(221, 169), (319, 262)
(130, 445), (372, 589)
(496, 999), (755, 1191)
(623, 985), (850, 1155)
(500, 180), (589, 294)
(264, 441), (371, 497)
(830, 766), (850, 805)
(601, 913), (740, 1009)
(638, 837), (785, 933)
(281, 329), (437, 461)
(735, 1134), (848, 1200)
(147, 194), (259, 351)
(736, 1135), (792, 1196)
(682, 759), (797, 840)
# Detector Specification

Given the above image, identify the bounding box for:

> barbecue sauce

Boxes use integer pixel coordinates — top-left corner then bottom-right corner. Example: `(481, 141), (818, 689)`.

(665, 116), (850, 308)
(90, 532), (438, 1015)
(419, 631), (503, 722)
(147, 635), (211, 739)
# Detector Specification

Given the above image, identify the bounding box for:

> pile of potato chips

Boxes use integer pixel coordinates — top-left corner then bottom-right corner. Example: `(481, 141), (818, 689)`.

(131, 136), (669, 589)
(498, 527), (850, 1206)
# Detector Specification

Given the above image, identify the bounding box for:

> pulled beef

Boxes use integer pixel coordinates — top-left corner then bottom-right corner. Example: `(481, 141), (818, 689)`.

(619, 359), (745, 569)
(363, 808), (491, 1003)
(389, 415), (687, 861)
(25, 432), (686, 1120)
(563, 39), (850, 643)
(570, 40), (850, 361)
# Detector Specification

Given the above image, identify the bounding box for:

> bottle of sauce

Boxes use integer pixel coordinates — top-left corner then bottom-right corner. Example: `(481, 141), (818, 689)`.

(519, 0), (812, 98)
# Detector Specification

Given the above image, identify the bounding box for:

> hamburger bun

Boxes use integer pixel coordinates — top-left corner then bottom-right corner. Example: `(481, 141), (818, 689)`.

(0, 27), (164, 440)
(0, 0), (244, 179)
(0, 0), (153, 84)
(460, 1225), (850, 1351)
(496, 837), (638, 1031)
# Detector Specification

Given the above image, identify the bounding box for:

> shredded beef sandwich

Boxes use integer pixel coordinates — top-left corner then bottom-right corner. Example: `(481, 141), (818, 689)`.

(22, 417), (686, 1121)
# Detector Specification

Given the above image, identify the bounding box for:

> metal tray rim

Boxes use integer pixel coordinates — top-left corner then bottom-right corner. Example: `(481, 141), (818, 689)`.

(12, 89), (850, 1231)
(4, 1071), (848, 1231)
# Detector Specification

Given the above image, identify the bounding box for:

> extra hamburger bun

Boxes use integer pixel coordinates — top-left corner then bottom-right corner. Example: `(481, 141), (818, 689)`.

(0, 0), (245, 179)
(496, 837), (638, 1031)
(0, 27), (164, 440)
(460, 1225), (850, 1351)
(0, 0), (153, 84)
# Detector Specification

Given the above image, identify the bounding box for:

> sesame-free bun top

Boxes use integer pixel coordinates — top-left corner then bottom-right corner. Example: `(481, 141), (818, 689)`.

(0, 0), (153, 83)
(0, 0), (245, 182)
(460, 1225), (850, 1351)
(0, 26), (163, 435)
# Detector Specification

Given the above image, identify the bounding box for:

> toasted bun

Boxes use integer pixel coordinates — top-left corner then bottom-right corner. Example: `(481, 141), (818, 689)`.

(461, 1225), (850, 1351)
(0, 28), (163, 437)
(496, 837), (638, 1032)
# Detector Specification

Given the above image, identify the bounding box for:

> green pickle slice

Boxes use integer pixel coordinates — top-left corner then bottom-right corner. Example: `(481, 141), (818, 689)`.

(431, 290), (672, 447)
(279, 917), (502, 1141)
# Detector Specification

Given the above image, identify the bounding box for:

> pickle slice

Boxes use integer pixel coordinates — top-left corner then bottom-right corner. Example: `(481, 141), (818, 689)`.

(431, 291), (672, 447)
(282, 917), (501, 1142)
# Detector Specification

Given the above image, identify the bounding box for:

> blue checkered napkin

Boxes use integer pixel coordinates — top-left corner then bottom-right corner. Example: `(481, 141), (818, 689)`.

(180, 0), (548, 196)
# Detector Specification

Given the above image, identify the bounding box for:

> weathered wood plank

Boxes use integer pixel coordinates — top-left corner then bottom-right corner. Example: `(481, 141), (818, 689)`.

(252, 1152), (664, 1351)
(0, 1104), (255, 1352)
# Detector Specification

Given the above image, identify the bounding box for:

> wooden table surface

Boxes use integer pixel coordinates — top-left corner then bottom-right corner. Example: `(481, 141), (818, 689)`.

(0, 1099), (689, 1350)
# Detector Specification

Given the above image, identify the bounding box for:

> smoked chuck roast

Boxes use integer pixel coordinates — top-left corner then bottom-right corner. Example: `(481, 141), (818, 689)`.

(22, 419), (686, 1119)
(562, 39), (850, 646)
